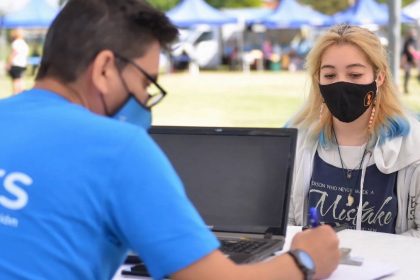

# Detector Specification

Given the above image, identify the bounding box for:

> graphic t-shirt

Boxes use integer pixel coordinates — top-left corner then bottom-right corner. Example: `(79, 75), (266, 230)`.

(307, 145), (398, 233)
(0, 89), (219, 280)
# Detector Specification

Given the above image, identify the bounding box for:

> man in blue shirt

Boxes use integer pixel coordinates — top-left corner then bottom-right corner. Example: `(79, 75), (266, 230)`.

(0, 0), (339, 279)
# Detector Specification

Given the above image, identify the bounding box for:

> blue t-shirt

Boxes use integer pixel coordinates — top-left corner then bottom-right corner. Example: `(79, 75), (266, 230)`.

(307, 152), (398, 233)
(0, 89), (219, 279)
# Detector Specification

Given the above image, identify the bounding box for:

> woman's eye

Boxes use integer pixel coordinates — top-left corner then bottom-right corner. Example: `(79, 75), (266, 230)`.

(349, 73), (363, 78)
(323, 74), (335, 79)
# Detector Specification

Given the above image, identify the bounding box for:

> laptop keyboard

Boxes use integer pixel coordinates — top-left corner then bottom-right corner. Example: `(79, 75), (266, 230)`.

(122, 238), (280, 277)
(220, 239), (270, 254)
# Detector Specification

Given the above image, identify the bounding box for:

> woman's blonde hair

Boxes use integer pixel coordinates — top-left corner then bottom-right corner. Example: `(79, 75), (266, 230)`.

(290, 25), (408, 145)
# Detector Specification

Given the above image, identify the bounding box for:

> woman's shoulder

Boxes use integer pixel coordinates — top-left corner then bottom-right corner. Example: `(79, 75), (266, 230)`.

(374, 115), (420, 172)
(295, 128), (318, 154)
(400, 114), (420, 138)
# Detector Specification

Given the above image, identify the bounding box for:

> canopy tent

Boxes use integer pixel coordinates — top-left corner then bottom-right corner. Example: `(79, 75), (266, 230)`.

(2, 0), (60, 28)
(0, 0), (30, 16)
(403, 0), (420, 23)
(332, 0), (414, 26)
(249, 0), (333, 29)
(166, 0), (237, 28)
(2, 0), (59, 29)
(223, 8), (272, 25)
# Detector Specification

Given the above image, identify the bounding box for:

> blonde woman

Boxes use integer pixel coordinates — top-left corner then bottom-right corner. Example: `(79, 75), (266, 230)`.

(288, 25), (420, 237)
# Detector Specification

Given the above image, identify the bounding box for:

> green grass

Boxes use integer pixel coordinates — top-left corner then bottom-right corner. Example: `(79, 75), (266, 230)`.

(153, 71), (310, 127)
(154, 70), (420, 126)
(1, 70), (420, 127)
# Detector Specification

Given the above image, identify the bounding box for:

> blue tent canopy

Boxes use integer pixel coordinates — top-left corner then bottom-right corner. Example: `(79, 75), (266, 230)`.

(223, 8), (272, 24)
(3, 0), (59, 28)
(166, 0), (237, 27)
(250, 0), (333, 29)
(403, 0), (420, 22)
(332, 0), (414, 26)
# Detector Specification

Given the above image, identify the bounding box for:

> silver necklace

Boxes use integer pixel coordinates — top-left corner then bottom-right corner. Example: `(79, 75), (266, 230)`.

(332, 129), (367, 180)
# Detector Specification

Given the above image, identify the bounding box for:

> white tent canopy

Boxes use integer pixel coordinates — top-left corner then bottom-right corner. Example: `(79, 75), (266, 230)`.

(403, 0), (420, 23)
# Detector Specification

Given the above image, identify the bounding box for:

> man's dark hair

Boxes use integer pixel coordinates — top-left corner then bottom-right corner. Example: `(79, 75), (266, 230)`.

(36, 0), (178, 82)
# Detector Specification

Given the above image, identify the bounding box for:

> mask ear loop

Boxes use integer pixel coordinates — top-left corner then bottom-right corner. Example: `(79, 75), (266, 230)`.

(319, 101), (325, 119)
(368, 72), (380, 131)
(317, 71), (324, 121)
(98, 66), (129, 117)
(97, 57), (127, 117)
(115, 60), (150, 111)
(98, 92), (110, 116)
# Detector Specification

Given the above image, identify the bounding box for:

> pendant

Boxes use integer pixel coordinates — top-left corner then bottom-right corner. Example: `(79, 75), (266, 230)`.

(346, 170), (352, 179)
(346, 192), (354, 207)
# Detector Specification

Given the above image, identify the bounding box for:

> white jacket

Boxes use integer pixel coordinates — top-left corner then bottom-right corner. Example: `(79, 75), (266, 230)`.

(289, 116), (420, 237)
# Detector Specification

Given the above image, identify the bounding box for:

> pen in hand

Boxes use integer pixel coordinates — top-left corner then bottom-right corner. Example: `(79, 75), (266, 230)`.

(309, 207), (320, 228)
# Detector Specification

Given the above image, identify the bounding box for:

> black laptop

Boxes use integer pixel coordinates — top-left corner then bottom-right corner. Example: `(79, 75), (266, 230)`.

(123, 126), (297, 276)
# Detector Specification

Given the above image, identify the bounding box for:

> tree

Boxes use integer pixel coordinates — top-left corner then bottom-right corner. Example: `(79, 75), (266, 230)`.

(59, 0), (419, 12)
(147, 0), (178, 11)
(300, 0), (417, 15)
(147, 0), (261, 11)
(299, 0), (349, 15)
(377, 0), (416, 7)
(206, 0), (261, 8)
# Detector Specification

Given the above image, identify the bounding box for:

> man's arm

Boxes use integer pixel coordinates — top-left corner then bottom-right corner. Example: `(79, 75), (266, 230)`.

(173, 225), (339, 280)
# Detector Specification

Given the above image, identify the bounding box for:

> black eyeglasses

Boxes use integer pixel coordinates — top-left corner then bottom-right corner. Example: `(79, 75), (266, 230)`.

(114, 54), (167, 108)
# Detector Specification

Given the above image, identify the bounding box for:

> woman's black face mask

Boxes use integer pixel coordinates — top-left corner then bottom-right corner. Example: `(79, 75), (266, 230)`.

(319, 81), (377, 123)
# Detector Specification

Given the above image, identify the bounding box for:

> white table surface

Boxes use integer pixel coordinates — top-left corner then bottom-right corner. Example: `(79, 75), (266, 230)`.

(335, 229), (420, 279)
(281, 226), (420, 280)
(113, 226), (420, 280)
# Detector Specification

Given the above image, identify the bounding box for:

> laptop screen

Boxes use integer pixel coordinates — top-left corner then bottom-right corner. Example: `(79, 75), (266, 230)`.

(150, 127), (297, 236)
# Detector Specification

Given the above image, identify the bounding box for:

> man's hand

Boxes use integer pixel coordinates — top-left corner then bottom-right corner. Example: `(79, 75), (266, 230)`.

(291, 225), (340, 279)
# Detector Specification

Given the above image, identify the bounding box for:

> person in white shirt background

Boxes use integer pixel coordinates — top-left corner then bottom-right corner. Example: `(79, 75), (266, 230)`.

(6, 28), (30, 95)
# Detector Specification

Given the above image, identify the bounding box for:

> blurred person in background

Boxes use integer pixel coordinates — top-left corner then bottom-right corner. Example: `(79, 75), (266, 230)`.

(6, 28), (30, 95)
(262, 39), (273, 70)
(401, 28), (419, 94)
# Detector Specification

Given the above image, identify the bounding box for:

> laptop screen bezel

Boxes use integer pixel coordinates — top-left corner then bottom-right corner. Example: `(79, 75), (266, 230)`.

(149, 126), (297, 237)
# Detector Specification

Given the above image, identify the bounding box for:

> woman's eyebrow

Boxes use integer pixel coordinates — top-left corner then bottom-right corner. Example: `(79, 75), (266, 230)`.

(320, 63), (367, 70)
(320, 64), (335, 70)
(346, 63), (366, 69)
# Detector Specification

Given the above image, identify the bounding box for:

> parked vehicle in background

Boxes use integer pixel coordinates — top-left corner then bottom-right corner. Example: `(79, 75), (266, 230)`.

(171, 25), (223, 70)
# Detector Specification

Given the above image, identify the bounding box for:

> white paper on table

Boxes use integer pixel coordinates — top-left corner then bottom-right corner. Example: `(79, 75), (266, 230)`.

(327, 259), (399, 280)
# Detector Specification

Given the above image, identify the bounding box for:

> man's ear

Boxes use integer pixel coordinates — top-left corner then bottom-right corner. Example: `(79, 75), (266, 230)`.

(91, 50), (118, 96)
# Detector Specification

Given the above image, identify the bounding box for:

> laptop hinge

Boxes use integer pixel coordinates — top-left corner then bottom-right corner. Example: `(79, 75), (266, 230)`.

(264, 232), (273, 239)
